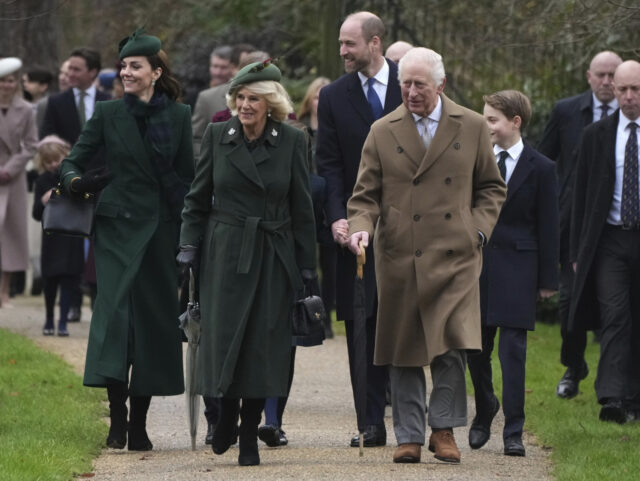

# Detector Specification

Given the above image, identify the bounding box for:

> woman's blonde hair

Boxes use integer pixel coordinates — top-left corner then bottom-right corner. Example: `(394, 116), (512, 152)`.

(34, 137), (71, 173)
(227, 80), (293, 122)
(297, 77), (330, 119)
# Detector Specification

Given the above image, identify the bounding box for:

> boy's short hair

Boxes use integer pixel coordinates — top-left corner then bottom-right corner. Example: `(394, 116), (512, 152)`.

(483, 90), (532, 131)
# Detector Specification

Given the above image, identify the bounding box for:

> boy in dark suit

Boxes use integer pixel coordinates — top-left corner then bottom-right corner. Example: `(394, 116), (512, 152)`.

(468, 90), (559, 457)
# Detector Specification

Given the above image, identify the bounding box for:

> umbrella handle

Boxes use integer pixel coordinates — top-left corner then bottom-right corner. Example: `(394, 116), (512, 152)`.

(356, 240), (366, 279)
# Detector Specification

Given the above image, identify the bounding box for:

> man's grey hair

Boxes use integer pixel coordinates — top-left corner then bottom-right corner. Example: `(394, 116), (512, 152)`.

(211, 45), (233, 60)
(398, 47), (446, 86)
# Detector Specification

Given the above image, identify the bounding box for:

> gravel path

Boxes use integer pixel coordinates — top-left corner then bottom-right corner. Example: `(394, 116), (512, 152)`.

(1, 295), (552, 480)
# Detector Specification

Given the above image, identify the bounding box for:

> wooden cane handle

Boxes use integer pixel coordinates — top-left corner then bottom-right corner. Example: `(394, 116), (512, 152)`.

(356, 240), (366, 279)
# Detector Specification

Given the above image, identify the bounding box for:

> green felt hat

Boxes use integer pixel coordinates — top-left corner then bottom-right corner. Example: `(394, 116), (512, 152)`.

(119, 28), (161, 60)
(229, 59), (281, 90)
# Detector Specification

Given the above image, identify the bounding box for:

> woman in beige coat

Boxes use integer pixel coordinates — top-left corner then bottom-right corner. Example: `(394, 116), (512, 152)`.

(0, 58), (38, 307)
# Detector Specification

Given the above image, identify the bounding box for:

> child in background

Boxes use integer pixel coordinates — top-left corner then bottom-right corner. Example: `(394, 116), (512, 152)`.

(32, 135), (85, 336)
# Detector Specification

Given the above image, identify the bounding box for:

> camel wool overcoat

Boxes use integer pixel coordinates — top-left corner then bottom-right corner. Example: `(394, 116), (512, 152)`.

(348, 97), (506, 366)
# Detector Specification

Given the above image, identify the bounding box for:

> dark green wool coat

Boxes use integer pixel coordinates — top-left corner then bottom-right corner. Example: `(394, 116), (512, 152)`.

(60, 98), (194, 396)
(180, 117), (316, 398)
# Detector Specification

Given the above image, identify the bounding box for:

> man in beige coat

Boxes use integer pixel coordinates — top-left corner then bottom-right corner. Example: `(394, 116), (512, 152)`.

(348, 47), (506, 464)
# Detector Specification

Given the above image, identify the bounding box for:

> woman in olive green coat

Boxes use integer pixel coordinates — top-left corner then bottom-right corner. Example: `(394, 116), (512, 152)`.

(178, 61), (316, 466)
(60, 30), (193, 451)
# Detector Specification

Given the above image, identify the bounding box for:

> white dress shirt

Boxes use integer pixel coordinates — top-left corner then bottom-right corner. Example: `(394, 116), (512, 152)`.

(607, 112), (640, 225)
(493, 138), (524, 184)
(358, 59), (389, 108)
(592, 93), (618, 123)
(73, 85), (97, 123)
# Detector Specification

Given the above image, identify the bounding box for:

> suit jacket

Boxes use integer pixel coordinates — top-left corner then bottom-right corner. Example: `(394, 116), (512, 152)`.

(347, 99), (506, 366)
(191, 83), (229, 157)
(60, 98), (193, 395)
(538, 91), (593, 264)
(480, 144), (559, 331)
(569, 111), (620, 332)
(316, 59), (402, 320)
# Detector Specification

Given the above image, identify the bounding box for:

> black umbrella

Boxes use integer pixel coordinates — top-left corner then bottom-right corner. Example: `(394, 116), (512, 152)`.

(178, 268), (201, 451)
(353, 241), (367, 457)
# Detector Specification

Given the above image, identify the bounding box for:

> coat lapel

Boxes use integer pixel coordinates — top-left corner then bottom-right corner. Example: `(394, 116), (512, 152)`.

(62, 90), (82, 137)
(0, 96), (28, 152)
(599, 111), (619, 185)
(415, 94), (461, 178)
(346, 72), (374, 126)
(388, 104), (423, 169)
(110, 103), (156, 180)
(221, 117), (265, 190)
(505, 144), (534, 202)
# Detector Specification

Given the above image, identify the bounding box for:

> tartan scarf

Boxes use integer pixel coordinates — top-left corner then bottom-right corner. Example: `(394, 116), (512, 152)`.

(124, 92), (187, 216)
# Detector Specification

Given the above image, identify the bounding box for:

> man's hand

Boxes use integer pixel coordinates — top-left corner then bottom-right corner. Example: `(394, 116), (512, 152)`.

(331, 218), (349, 246)
(348, 231), (369, 256)
(538, 288), (556, 300)
(0, 170), (11, 185)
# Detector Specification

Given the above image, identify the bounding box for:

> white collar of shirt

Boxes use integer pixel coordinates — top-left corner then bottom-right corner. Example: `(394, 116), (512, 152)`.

(411, 96), (442, 138)
(358, 59), (389, 108)
(493, 138), (523, 184)
(592, 93), (618, 121)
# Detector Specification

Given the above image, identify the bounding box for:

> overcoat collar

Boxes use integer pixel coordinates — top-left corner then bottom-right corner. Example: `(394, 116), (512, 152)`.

(595, 109), (620, 181)
(220, 116), (284, 190)
(387, 104), (424, 169)
(504, 142), (534, 202)
(110, 100), (156, 181)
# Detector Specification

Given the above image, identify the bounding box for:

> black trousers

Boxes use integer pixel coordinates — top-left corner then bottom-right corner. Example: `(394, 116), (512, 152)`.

(558, 261), (588, 369)
(593, 227), (640, 407)
(344, 305), (388, 427)
(468, 325), (527, 439)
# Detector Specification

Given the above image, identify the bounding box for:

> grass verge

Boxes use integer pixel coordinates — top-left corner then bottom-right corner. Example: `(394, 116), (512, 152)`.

(0, 328), (106, 481)
(471, 322), (640, 481)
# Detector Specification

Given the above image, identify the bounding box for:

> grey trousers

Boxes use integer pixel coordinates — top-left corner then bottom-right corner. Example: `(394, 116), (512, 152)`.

(390, 350), (468, 445)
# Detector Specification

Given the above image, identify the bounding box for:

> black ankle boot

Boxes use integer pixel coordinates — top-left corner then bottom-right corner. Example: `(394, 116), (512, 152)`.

(212, 397), (240, 455)
(238, 398), (264, 466)
(106, 383), (128, 449)
(128, 395), (153, 451)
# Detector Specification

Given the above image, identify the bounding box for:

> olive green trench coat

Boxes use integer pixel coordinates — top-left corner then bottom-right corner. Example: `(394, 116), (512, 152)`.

(180, 117), (316, 398)
(61, 98), (193, 396)
(348, 98), (506, 366)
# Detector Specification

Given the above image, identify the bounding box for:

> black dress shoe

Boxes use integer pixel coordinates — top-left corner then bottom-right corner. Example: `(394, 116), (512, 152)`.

(599, 399), (627, 424)
(278, 429), (288, 446)
(556, 363), (588, 399)
(504, 435), (525, 456)
(205, 422), (215, 445)
(350, 424), (386, 447)
(469, 396), (500, 449)
(258, 424), (282, 447)
(67, 307), (81, 322)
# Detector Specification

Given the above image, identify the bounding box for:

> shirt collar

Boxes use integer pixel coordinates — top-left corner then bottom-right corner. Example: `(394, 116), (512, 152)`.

(493, 137), (524, 160)
(73, 85), (97, 98)
(357, 59), (389, 89)
(592, 93), (618, 112)
(410, 95), (443, 124)
(619, 111), (640, 131)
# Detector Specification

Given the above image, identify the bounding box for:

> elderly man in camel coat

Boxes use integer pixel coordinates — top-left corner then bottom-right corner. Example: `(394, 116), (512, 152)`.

(348, 47), (506, 465)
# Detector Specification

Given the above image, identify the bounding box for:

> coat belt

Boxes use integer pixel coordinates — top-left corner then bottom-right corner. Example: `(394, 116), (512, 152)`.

(210, 207), (302, 291)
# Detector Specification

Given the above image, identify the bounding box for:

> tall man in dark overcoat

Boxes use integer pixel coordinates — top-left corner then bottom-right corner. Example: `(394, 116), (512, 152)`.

(570, 60), (640, 424)
(316, 11), (402, 447)
(348, 47), (506, 464)
(539, 51), (622, 399)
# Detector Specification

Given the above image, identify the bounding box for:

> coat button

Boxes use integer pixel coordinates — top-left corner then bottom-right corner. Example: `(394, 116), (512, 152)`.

(446, 249), (453, 256)
(415, 249), (422, 257)
(413, 214), (420, 221)
(445, 213), (452, 220)
(413, 178), (420, 185)
(445, 177), (452, 184)
(124, 211), (131, 219)
(397, 146), (404, 153)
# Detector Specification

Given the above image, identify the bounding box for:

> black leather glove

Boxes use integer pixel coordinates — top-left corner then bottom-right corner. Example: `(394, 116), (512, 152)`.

(176, 245), (199, 275)
(70, 167), (113, 194)
(300, 268), (320, 297)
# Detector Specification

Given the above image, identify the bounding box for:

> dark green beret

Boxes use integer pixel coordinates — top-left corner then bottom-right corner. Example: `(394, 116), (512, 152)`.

(119, 28), (161, 60)
(229, 60), (281, 90)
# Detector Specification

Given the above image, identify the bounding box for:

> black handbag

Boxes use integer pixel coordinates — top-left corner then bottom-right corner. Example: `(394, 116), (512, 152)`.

(42, 186), (95, 237)
(291, 294), (327, 347)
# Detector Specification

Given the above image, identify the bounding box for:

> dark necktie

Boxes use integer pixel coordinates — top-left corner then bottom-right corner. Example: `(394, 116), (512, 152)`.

(78, 90), (87, 126)
(367, 77), (383, 120)
(621, 122), (639, 227)
(600, 104), (609, 120)
(497, 150), (508, 180)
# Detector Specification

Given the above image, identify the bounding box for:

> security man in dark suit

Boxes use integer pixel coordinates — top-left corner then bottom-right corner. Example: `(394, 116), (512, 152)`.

(570, 60), (640, 423)
(41, 47), (110, 322)
(538, 51), (622, 399)
(316, 11), (402, 447)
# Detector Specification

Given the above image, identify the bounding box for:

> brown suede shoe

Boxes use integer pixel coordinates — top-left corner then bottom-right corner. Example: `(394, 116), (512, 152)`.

(393, 443), (421, 463)
(428, 429), (461, 463)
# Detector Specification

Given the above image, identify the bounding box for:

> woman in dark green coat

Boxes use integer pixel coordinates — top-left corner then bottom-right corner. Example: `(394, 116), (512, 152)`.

(60, 30), (193, 451)
(178, 61), (316, 466)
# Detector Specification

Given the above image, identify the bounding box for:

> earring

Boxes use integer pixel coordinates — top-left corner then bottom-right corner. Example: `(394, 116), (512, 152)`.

(267, 109), (272, 117)
(152, 79), (156, 86)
